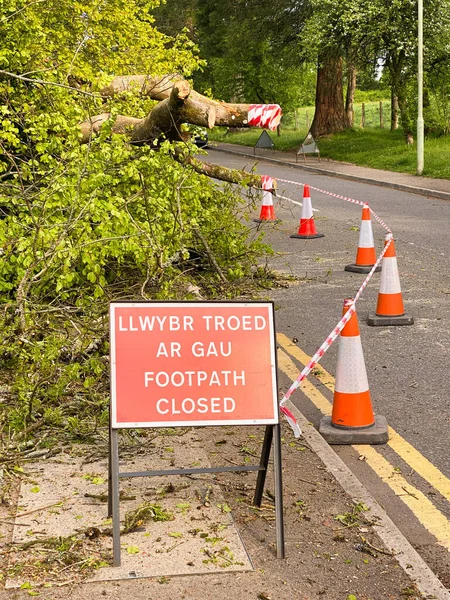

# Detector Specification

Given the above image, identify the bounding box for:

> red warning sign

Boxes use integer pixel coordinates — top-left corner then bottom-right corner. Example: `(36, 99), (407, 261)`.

(110, 302), (279, 428)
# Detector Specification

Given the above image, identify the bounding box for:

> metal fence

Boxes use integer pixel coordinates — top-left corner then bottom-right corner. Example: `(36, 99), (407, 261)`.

(288, 101), (391, 131)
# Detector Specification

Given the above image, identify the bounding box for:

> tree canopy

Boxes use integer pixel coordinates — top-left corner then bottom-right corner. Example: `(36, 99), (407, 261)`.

(155, 0), (450, 137)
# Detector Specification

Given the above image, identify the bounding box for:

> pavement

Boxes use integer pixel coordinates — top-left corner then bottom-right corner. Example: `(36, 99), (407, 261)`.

(212, 141), (450, 201)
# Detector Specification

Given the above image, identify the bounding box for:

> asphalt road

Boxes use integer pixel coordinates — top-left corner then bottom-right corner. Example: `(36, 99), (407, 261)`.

(204, 147), (450, 585)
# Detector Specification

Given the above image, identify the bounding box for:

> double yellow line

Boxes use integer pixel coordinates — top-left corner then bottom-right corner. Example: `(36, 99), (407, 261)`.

(277, 332), (450, 550)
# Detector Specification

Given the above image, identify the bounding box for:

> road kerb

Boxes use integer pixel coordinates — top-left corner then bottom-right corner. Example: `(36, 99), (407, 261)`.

(285, 400), (450, 600)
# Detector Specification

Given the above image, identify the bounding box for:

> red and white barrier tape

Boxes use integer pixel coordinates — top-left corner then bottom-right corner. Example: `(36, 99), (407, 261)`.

(368, 207), (392, 234)
(265, 176), (395, 437)
(261, 175), (275, 190)
(276, 178), (392, 234)
(280, 235), (392, 415)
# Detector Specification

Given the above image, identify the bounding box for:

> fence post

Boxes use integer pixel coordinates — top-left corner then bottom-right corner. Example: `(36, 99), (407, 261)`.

(379, 101), (383, 128)
(305, 111), (309, 130)
(361, 103), (365, 128)
(294, 110), (298, 131)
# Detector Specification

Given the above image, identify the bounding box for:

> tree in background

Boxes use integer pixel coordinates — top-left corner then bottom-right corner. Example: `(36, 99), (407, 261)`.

(166, 0), (351, 136)
(318, 0), (450, 139)
(159, 0), (316, 111)
(155, 0), (450, 139)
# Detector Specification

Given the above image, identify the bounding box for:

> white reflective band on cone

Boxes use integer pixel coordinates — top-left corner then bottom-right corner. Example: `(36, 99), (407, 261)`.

(262, 191), (273, 206)
(301, 198), (313, 219)
(358, 220), (375, 248)
(335, 336), (370, 394)
(379, 257), (402, 294)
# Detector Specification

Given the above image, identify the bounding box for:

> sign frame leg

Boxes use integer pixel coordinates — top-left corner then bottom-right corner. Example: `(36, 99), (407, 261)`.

(273, 423), (285, 558)
(110, 428), (122, 567)
(107, 414), (113, 518)
(253, 425), (273, 506)
(253, 424), (285, 558)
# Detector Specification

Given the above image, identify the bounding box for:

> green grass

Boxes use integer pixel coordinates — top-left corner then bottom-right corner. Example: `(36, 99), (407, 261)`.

(318, 129), (450, 178)
(209, 103), (450, 180)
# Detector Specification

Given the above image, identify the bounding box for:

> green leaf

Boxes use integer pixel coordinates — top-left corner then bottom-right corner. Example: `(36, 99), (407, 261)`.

(126, 545), (140, 554)
(91, 476), (105, 485)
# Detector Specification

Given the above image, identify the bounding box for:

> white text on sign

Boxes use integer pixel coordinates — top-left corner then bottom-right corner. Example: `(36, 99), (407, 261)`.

(118, 314), (267, 332)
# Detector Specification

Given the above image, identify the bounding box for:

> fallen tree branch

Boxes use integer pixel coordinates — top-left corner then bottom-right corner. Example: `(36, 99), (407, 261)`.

(175, 151), (263, 188)
(78, 73), (281, 189)
(101, 74), (272, 128)
(80, 73), (281, 143)
(0, 70), (101, 98)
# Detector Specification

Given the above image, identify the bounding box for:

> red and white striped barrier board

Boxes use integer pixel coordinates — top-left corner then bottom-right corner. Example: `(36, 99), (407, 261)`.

(248, 104), (282, 131)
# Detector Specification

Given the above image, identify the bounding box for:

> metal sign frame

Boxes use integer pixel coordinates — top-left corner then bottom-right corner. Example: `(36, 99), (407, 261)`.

(296, 134), (320, 162)
(254, 130), (275, 155)
(107, 300), (285, 566)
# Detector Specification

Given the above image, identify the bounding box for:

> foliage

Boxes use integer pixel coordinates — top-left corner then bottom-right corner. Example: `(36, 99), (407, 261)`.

(0, 0), (270, 447)
(196, 5), (310, 109)
(353, 89), (389, 103)
(154, 0), (315, 110)
(154, 0), (450, 137)
(0, 0), (199, 80)
(427, 70), (450, 135)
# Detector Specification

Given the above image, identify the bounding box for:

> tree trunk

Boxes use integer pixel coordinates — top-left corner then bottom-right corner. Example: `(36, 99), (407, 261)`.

(387, 51), (413, 140)
(391, 89), (399, 131)
(345, 63), (357, 127)
(310, 54), (350, 138)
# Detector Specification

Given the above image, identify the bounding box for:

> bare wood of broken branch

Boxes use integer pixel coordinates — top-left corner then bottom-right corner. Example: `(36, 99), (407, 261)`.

(82, 73), (277, 144)
(101, 74), (253, 125)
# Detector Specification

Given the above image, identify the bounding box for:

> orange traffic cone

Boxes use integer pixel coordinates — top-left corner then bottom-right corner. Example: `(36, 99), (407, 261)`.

(254, 175), (277, 223)
(290, 185), (324, 239)
(367, 234), (414, 326)
(319, 299), (389, 444)
(345, 203), (381, 273)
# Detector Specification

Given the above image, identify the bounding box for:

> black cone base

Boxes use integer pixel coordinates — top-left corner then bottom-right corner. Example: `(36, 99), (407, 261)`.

(367, 313), (414, 326)
(290, 233), (325, 239)
(319, 415), (389, 445)
(345, 263), (382, 274)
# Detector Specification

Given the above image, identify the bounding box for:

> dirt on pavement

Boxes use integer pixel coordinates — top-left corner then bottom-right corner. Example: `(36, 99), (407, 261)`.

(0, 422), (423, 600)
